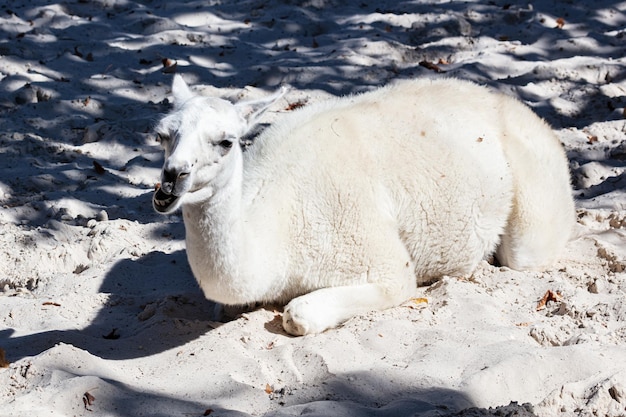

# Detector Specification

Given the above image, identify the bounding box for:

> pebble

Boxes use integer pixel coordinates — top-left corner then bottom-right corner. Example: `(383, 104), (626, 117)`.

(96, 210), (109, 222)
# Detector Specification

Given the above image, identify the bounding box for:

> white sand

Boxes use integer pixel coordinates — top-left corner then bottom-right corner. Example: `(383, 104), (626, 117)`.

(1, 1), (625, 416)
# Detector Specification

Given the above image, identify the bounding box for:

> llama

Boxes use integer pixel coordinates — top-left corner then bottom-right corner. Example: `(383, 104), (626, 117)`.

(153, 74), (575, 335)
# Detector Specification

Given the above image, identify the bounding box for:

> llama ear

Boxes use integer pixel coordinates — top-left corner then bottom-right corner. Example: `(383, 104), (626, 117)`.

(171, 74), (195, 106)
(235, 85), (289, 130)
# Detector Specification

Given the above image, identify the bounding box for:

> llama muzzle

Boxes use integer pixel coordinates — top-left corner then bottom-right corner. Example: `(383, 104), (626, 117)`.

(153, 184), (180, 213)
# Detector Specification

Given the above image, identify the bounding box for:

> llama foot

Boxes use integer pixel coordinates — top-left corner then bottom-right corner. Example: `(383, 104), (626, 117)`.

(283, 297), (340, 336)
(282, 282), (407, 335)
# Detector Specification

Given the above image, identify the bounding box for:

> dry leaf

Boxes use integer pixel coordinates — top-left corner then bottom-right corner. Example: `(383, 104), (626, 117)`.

(536, 290), (561, 311)
(161, 58), (177, 73)
(93, 160), (106, 175)
(587, 135), (598, 144)
(74, 264), (89, 274)
(83, 391), (95, 411)
(404, 297), (428, 310)
(555, 17), (565, 29)
(162, 62), (178, 73)
(419, 60), (444, 73)
(265, 383), (273, 394)
(0, 348), (10, 368)
(42, 302), (61, 307)
(285, 100), (308, 111)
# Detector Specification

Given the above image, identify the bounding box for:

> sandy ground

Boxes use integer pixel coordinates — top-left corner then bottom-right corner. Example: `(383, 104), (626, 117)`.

(1, 0), (625, 416)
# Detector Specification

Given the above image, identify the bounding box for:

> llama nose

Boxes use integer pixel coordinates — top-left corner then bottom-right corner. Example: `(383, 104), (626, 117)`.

(161, 168), (189, 195)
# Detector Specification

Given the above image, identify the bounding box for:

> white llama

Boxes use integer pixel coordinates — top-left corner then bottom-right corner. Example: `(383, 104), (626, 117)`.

(153, 74), (575, 335)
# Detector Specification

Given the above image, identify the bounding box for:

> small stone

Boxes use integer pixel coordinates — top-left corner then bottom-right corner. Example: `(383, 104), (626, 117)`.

(138, 303), (157, 321)
(14, 84), (37, 104)
(96, 210), (108, 222)
(589, 278), (608, 294)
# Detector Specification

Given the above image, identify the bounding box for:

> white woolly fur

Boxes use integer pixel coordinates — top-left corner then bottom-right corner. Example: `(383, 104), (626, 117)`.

(153, 75), (575, 335)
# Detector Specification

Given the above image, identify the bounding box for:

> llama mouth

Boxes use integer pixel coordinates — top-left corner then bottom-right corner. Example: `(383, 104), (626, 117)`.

(153, 187), (180, 213)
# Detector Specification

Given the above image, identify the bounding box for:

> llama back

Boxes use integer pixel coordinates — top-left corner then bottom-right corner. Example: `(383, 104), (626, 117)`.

(241, 78), (517, 288)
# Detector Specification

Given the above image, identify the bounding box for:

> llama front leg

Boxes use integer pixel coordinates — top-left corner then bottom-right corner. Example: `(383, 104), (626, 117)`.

(282, 281), (411, 336)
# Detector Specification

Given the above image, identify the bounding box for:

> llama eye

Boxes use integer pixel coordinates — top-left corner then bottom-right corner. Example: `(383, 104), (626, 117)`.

(218, 139), (234, 149)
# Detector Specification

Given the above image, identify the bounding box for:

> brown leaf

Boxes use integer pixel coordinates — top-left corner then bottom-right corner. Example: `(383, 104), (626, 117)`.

(419, 60), (445, 73)
(83, 391), (95, 410)
(285, 100), (308, 111)
(74, 264), (89, 274)
(42, 301), (61, 307)
(555, 17), (565, 29)
(536, 290), (561, 311)
(161, 58), (177, 73)
(93, 160), (106, 175)
(0, 348), (10, 368)
(265, 383), (273, 394)
(162, 62), (178, 74)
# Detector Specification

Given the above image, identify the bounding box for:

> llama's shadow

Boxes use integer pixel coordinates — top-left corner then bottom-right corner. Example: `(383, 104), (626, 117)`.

(2, 250), (229, 361)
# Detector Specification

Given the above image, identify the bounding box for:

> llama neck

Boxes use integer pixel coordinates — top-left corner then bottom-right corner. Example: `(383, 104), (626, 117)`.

(182, 151), (244, 281)
(180, 149), (280, 305)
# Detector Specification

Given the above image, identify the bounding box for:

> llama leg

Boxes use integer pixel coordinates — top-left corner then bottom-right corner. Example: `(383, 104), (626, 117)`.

(283, 270), (413, 336)
(496, 151), (575, 270)
(495, 119), (575, 270)
(497, 192), (573, 271)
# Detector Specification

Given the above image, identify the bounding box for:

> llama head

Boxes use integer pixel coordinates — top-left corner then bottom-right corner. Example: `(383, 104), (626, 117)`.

(153, 75), (287, 214)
